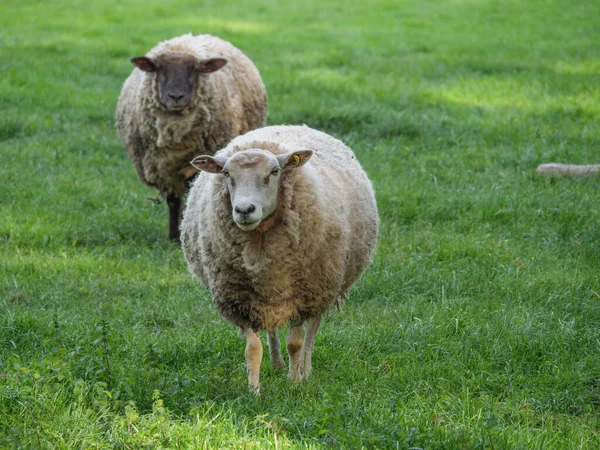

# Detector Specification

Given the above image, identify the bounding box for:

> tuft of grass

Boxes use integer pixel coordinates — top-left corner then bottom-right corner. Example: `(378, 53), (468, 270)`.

(2, 0), (600, 448)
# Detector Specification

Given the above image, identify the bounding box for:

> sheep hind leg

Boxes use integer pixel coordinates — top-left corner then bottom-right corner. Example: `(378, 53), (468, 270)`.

(166, 193), (183, 243)
(286, 324), (303, 383)
(300, 316), (321, 380)
(244, 328), (263, 393)
(267, 330), (286, 369)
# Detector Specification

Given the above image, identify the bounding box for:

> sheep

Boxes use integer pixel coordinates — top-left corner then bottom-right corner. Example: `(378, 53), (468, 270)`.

(180, 125), (379, 391)
(536, 163), (600, 176)
(115, 34), (268, 242)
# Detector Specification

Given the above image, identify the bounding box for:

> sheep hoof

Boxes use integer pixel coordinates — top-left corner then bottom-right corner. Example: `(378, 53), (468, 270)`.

(288, 372), (303, 383)
(272, 357), (286, 369)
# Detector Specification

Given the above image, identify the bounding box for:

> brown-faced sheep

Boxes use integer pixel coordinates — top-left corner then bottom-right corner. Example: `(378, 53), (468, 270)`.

(115, 34), (267, 241)
(180, 125), (379, 391)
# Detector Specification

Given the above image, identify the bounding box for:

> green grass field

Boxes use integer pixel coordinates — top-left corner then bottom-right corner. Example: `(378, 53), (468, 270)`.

(2, 0), (600, 448)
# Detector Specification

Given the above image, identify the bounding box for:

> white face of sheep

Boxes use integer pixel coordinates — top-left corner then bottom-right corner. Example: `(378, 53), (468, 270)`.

(130, 54), (228, 113)
(191, 150), (313, 231)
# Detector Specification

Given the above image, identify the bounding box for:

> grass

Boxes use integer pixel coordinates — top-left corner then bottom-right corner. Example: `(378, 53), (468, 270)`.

(1, 0), (600, 447)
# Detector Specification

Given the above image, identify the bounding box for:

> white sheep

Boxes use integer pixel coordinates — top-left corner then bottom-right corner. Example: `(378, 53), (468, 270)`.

(180, 125), (379, 391)
(115, 34), (267, 241)
(536, 163), (600, 176)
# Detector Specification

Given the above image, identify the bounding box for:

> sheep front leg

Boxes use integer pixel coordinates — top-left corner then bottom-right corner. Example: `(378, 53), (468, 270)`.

(267, 330), (286, 369)
(301, 316), (321, 380)
(286, 324), (303, 382)
(244, 328), (263, 393)
(166, 194), (183, 243)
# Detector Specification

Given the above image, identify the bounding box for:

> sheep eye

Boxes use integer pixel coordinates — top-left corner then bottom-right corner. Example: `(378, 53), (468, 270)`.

(271, 168), (280, 176)
(222, 170), (230, 177)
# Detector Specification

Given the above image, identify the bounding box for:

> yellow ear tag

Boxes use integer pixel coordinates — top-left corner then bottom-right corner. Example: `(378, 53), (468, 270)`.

(291, 154), (301, 165)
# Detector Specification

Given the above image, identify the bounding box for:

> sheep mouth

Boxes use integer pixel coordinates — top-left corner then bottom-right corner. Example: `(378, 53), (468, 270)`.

(166, 108), (185, 116)
(236, 220), (260, 232)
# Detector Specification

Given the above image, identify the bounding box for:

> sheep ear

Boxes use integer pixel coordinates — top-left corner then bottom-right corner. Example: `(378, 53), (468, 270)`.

(197, 58), (228, 73)
(131, 56), (157, 72)
(277, 150), (313, 171)
(190, 155), (228, 173)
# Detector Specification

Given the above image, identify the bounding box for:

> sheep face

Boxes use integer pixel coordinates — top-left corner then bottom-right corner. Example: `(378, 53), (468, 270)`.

(191, 149), (313, 231)
(130, 55), (227, 113)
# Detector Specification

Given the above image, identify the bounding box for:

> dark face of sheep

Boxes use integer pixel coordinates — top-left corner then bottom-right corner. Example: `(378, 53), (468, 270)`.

(191, 149), (313, 232)
(130, 55), (228, 113)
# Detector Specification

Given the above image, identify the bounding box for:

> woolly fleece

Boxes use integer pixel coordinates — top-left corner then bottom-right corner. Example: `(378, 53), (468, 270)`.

(181, 125), (379, 331)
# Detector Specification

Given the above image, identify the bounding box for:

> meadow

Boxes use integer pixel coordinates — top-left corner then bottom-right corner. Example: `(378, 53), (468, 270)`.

(1, 0), (600, 448)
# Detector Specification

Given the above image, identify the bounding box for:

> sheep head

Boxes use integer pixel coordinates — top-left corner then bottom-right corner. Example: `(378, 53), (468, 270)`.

(130, 54), (227, 113)
(191, 149), (313, 231)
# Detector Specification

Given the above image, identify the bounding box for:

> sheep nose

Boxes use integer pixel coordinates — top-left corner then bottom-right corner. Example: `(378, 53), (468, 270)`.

(235, 204), (256, 215)
(168, 93), (184, 101)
